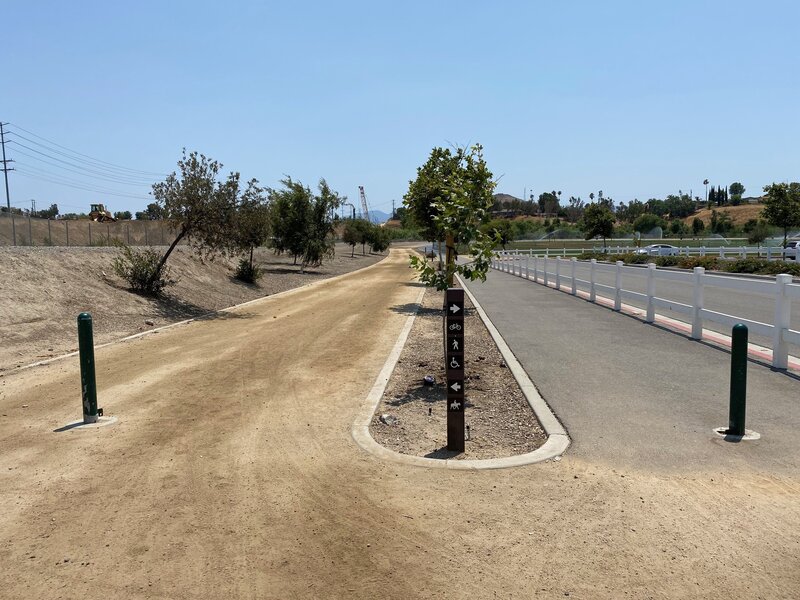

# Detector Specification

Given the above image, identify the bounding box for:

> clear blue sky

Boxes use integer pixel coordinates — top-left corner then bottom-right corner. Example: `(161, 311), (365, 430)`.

(3, 0), (799, 217)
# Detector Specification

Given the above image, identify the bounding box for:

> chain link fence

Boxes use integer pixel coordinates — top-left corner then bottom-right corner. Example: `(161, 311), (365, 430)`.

(0, 212), (184, 247)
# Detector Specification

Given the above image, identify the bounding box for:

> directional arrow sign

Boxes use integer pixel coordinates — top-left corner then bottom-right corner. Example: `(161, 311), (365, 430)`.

(450, 381), (462, 393)
(449, 303), (462, 315)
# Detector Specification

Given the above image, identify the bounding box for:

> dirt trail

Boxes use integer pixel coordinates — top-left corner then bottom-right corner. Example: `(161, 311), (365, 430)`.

(1, 248), (798, 599)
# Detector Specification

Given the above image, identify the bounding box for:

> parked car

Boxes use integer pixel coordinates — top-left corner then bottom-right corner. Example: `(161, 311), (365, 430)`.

(783, 240), (799, 261)
(635, 244), (680, 256)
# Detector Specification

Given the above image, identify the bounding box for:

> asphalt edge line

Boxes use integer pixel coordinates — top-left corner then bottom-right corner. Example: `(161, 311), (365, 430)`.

(351, 276), (570, 471)
(7, 251), (396, 375)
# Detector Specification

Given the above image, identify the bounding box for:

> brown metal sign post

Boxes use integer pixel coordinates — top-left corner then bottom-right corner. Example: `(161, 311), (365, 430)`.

(445, 288), (465, 452)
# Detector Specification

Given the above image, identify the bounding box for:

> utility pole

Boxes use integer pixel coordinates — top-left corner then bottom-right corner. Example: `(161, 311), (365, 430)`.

(0, 122), (14, 212)
(30, 199), (36, 215)
(392, 199), (396, 219)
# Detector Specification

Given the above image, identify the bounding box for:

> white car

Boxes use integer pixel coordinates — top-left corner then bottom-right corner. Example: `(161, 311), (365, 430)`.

(635, 244), (680, 256)
(784, 241), (799, 261)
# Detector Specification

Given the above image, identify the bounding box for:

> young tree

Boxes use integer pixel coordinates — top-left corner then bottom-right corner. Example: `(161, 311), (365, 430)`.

(269, 177), (342, 269)
(582, 203), (615, 249)
(747, 221), (770, 248)
(269, 178), (310, 263)
(148, 150), (240, 286)
(115, 150), (239, 294)
(762, 182), (800, 247)
(405, 144), (496, 290)
(232, 179), (270, 280)
(367, 223), (392, 253)
(301, 179), (341, 269)
(342, 219), (368, 257)
(114, 210), (133, 220)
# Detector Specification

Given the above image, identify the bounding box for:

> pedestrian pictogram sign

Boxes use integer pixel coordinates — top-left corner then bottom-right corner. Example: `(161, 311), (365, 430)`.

(444, 288), (465, 451)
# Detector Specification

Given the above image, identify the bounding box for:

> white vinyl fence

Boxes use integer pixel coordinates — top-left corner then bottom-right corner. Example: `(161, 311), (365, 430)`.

(505, 245), (789, 260)
(491, 253), (800, 370)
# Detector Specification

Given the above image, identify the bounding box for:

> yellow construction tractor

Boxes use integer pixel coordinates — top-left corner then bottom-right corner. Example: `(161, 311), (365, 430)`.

(89, 204), (117, 222)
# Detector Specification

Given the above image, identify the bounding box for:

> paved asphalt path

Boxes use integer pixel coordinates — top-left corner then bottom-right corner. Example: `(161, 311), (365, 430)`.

(463, 268), (800, 475)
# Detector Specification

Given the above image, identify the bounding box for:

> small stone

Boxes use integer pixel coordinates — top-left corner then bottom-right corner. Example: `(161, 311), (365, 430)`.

(21, 405), (28, 409)
(423, 375), (435, 386)
(499, 361), (507, 368)
(144, 320), (155, 326)
(380, 414), (399, 426)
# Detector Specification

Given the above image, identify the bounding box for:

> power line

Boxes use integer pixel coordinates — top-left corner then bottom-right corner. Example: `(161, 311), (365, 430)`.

(6, 130), (161, 181)
(7, 122), (167, 177)
(14, 170), (150, 200)
(7, 141), (156, 185)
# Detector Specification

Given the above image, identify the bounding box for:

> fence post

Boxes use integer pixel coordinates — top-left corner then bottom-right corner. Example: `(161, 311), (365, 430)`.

(533, 255), (538, 282)
(65, 220), (69, 246)
(543, 257), (549, 287)
(719, 247), (724, 258)
(11, 215), (16, 246)
(772, 274), (792, 369)
(570, 257), (577, 296)
(545, 248), (549, 258)
(691, 267), (705, 340)
(126, 223), (131, 245)
(767, 247), (771, 260)
(646, 263), (656, 322)
(28, 217), (32, 246)
(555, 257), (561, 290)
(88, 222), (92, 246)
(525, 255), (529, 279)
(589, 259), (597, 302)
(47, 219), (51, 245)
(614, 260), (623, 310)
(700, 246), (706, 257)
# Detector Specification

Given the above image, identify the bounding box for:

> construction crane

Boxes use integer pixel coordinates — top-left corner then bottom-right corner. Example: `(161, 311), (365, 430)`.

(358, 185), (370, 223)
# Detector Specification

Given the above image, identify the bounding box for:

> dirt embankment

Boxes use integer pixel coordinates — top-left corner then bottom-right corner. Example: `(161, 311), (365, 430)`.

(0, 244), (384, 372)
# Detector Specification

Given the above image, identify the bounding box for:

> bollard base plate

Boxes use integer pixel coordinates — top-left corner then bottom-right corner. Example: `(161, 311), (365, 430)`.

(54, 416), (118, 433)
(712, 427), (761, 442)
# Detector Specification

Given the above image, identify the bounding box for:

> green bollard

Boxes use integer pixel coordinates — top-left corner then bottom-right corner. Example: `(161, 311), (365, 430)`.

(728, 323), (748, 436)
(77, 313), (99, 424)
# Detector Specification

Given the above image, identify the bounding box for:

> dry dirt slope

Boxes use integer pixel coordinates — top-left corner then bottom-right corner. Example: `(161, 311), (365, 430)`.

(0, 244), (383, 371)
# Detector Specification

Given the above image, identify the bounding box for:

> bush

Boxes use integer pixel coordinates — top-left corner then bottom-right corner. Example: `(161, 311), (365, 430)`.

(112, 244), (173, 295)
(234, 257), (262, 283)
(724, 258), (800, 276)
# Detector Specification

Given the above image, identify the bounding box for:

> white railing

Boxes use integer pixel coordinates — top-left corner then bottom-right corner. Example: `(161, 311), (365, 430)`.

(491, 253), (799, 369)
(500, 245), (789, 259)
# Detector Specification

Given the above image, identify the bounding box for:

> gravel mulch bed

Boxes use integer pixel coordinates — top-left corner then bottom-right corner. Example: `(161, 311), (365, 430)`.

(370, 285), (546, 460)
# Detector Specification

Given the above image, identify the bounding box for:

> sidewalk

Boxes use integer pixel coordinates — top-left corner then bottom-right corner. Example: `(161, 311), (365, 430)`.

(462, 269), (800, 474)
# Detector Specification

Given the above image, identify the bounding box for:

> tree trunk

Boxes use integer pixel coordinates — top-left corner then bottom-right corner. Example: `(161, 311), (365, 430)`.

(149, 227), (186, 287)
(445, 232), (456, 288)
(249, 246), (254, 270)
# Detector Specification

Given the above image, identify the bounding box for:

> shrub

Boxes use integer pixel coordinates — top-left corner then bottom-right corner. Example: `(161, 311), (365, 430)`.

(724, 258), (800, 276)
(112, 244), (174, 295)
(234, 257), (262, 283)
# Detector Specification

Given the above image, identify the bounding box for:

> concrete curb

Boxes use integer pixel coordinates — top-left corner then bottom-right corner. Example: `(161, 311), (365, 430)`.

(7, 252), (395, 375)
(351, 275), (570, 471)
